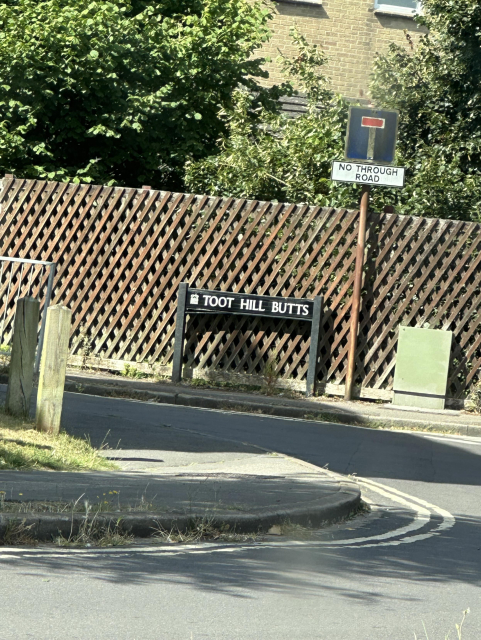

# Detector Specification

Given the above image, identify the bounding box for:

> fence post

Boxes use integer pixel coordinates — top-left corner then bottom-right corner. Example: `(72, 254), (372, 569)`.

(35, 261), (56, 374)
(172, 283), (189, 383)
(36, 305), (72, 435)
(5, 297), (40, 417)
(306, 296), (323, 398)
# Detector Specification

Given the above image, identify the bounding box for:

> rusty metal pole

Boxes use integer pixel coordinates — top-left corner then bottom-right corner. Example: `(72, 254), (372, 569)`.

(344, 185), (370, 400)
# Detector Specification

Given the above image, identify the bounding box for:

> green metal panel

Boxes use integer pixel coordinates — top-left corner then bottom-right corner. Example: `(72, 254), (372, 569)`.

(392, 326), (452, 410)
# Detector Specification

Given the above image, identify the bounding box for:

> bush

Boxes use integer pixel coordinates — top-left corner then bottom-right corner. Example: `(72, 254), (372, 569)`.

(186, 31), (361, 209)
(370, 0), (481, 221)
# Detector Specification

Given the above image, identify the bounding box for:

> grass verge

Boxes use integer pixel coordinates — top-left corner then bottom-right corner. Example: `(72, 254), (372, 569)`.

(0, 408), (118, 471)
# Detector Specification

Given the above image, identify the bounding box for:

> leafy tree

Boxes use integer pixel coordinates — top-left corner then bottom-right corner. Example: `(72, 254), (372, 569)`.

(370, 0), (481, 221)
(186, 32), (359, 208)
(0, 0), (273, 187)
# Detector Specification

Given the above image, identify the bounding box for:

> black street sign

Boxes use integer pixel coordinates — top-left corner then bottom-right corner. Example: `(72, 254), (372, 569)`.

(186, 288), (314, 321)
(172, 283), (323, 397)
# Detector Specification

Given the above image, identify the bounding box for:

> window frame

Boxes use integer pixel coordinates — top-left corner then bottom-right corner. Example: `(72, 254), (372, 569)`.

(374, 0), (420, 16)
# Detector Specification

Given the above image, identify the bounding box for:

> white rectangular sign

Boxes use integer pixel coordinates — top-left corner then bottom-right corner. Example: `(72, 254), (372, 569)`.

(331, 161), (405, 188)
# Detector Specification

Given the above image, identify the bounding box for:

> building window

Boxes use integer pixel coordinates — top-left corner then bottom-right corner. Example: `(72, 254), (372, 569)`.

(374, 0), (420, 16)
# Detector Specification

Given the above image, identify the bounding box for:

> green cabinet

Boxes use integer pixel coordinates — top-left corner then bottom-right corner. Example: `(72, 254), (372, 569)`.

(393, 326), (452, 410)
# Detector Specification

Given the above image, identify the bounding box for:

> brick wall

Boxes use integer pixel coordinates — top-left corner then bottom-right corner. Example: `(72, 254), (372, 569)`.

(259, 0), (426, 98)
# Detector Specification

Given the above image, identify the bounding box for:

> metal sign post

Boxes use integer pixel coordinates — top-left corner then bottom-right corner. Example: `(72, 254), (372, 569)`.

(332, 106), (404, 400)
(344, 184), (370, 401)
(172, 284), (323, 397)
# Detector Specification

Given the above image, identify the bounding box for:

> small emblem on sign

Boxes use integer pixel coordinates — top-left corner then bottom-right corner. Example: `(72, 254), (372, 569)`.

(190, 294), (199, 305)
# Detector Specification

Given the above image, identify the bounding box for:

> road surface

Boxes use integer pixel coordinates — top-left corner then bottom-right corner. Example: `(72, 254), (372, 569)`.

(1, 392), (480, 639)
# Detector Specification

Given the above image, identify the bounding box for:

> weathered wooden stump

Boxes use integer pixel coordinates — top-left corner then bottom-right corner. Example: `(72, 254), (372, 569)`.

(6, 297), (40, 417)
(36, 305), (72, 435)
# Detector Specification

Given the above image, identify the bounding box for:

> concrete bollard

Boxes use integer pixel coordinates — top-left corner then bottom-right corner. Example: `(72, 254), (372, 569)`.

(6, 297), (40, 417)
(36, 305), (72, 435)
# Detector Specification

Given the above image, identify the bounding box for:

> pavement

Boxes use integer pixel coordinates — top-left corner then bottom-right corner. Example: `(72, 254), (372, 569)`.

(0, 384), (360, 542)
(62, 369), (481, 436)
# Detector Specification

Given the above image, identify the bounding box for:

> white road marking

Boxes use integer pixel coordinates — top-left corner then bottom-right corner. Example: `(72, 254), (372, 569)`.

(324, 479), (431, 546)
(422, 435), (481, 446)
(360, 478), (456, 533)
(0, 477), (455, 558)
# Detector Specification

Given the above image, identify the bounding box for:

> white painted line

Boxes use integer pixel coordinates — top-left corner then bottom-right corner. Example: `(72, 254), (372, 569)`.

(321, 480), (430, 546)
(0, 477), (455, 558)
(361, 478), (456, 533)
(423, 435), (481, 446)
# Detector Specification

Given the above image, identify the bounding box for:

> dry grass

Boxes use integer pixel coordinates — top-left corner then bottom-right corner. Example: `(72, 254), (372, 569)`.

(414, 609), (470, 640)
(55, 515), (134, 548)
(303, 412), (463, 436)
(152, 517), (260, 544)
(0, 519), (37, 546)
(0, 493), (155, 514)
(0, 408), (118, 471)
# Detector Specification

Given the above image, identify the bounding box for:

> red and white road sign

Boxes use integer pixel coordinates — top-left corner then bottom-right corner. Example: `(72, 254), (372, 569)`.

(361, 116), (385, 129)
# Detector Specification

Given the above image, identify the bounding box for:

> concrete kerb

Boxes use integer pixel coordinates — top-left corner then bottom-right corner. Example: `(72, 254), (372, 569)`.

(1, 379), (363, 542)
(0, 488), (361, 543)
(63, 380), (481, 437)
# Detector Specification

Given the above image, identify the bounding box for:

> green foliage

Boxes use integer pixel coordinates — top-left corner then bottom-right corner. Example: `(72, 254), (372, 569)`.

(122, 363), (149, 379)
(188, 8), (481, 222)
(186, 31), (361, 209)
(0, 0), (272, 187)
(370, 0), (481, 221)
(261, 349), (280, 394)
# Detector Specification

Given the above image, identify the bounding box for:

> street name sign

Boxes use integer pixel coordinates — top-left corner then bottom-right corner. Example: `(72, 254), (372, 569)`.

(345, 106), (399, 164)
(331, 161), (405, 187)
(172, 283), (323, 397)
(185, 288), (314, 320)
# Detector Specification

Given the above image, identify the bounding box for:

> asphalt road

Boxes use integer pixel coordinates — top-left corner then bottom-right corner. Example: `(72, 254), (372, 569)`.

(1, 392), (481, 640)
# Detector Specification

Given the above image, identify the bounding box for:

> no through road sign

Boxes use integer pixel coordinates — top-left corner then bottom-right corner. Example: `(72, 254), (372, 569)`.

(331, 161), (405, 187)
(345, 106), (399, 164)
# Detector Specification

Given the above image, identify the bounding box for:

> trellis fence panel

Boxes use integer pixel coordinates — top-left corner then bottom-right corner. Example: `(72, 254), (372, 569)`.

(0, 176), (479, 401)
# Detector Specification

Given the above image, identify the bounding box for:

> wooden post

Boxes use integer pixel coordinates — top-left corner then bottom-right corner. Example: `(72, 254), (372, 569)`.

(172, 283), (189, 383)
(5, 297), (40, 417)
(344, 185), (370, 400)
(306, 296), (323, 397)
(36, 305), (72, 434)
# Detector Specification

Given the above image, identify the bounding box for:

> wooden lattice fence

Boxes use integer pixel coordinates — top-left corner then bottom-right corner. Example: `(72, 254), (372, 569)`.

(0, 175), (480, 401)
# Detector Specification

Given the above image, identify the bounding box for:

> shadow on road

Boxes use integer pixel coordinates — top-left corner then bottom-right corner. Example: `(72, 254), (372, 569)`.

(3, 512), (480, 599)
(59, 392), (481, 488)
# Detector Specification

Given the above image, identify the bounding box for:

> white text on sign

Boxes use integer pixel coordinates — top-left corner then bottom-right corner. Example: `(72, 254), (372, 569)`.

(187, 291), (312, 319)
(331, 161), (405, 188)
